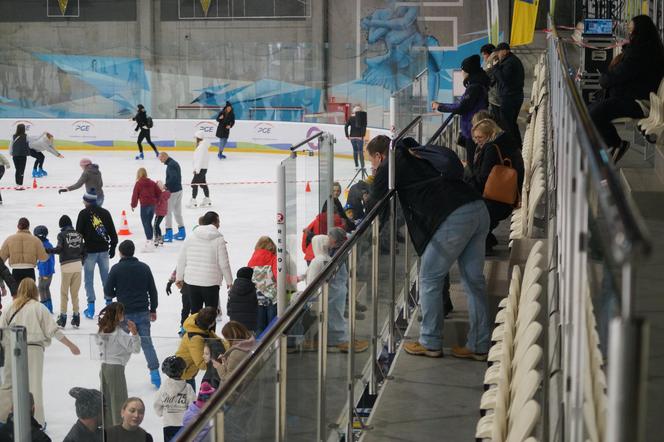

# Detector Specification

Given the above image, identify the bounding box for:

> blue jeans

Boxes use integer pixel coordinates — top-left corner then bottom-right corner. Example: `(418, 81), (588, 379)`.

(328, 263), (349, 345)
(350, 139), (365, 168)
(123, 311), (159, 371)
(256, 303), (277, 336)
(140, 205), (155, 240)
(84, 252), (109, 304)
(218, 138), (228, 153)
(419, 200), (491, 353)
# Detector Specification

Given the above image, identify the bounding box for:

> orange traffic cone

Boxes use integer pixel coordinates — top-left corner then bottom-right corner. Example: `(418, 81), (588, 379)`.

(36, 203), (44, 208)
(118, 210), (132, 236)
(305, 182), (311, 193)
(32, 178), (37, 189)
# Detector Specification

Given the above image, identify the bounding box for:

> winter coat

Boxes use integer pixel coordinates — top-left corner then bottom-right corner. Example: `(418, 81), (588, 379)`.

(164, 157), (182, 193)
(95, 327), (141, 366)
(8, 134), (30, 157)
(175, 313), (222, 381)
(485, 61), (502, 106)
(466, 131), (525, 197)
(600, 43), (664, 100)
(0, 153), (10, 168)
(215, 337), (256, 383)
(215, 109), (235, 139)
(0, 258), (17, 296)
(104, 257), (158, 313)
(104, 425), (153, 442)
(0, 230), (48, 268)
(132, 109), (151, 132)
(155, 190), (170, 217)
(193, 139), (211, 173)
(306, 236), (331, 285)
(48, 226), (85, 266)
(153, 377), (196, 428)
(181, 402), (212, 442)
(301, 213), (345, 262)
(437, 70), (490, 140)
(0, 299), (64, 347)
(247, 249), (277, 303)
(67, 164), (104, 200)
(63, 420), (103, 442)
(176, 224), (233, 288)
(37, 239), (55, 278)
(131, 177), (161, 209)
(28, 133), (61, 157)
(0, 413), (51, 441)
(347, 180), (370, 221)
(344, 115), (367, 138)
(227, 277), (258, 331)
(370, 144), (481, 256)
(492, 52), (525, 98)
(76, 205), (118, 253)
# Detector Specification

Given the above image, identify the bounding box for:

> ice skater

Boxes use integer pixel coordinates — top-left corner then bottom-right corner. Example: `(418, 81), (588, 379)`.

(33, 225), (55, 314)
(215, 101), (235, 159)
(28, 132), (63, 178)
(190, 130), (212, 208)
(158, 152), (186, 242)
(130, 167), (162, 252)
(59, 158), (105, 206)
(132, 104), (159, 160)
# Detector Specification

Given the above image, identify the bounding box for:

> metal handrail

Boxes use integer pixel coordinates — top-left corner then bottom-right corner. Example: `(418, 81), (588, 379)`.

(549, 18), (652, 263)
(425, 113), (455, 146)
(290, 131), (323, 151)
(395, 115), (422, 140)
(175, 188), (397, 441)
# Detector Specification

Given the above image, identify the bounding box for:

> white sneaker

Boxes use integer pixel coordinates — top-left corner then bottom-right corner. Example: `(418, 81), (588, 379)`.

(201, 197), (212, 207)
(143, 240), (156, 253)
(188, 198), (198, 208)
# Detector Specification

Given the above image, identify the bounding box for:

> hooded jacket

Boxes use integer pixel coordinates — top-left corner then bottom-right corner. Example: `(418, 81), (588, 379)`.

(176, 224), (233, 287)
(215, 103), (235, 139)
(131, 177), (162, 208)
(0, 230), (49, 268)
(95, 327), (141, 366)
(48, 225), (85, 265)
(306, 235), (331, 285)
(215, 337), (256, 383)
(247, 248), (277, 302)
(104, 257), (158, 313)
(164, 157), (182, 193)
(193, 139), (211, 173)
(301, 213), (344, 262)
(76, 205), (118, 253)
(155, 190), (171, 217)
(227, 276), (258, 331)
(436, 69), (490, 140)
(153, 376), (196, 428)
(67, 164), (104, 200)
(175, 313), (222, 381)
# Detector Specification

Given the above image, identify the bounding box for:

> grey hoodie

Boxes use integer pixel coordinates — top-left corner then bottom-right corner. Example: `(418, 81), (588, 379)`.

(67, 164), (104, 199)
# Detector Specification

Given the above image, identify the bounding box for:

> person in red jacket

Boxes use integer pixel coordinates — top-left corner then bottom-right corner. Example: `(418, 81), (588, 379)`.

(247, 237), (278, 334)
(130, 167), (162, 251)
(153, 181), (171, 246)
(301, 206), (345, 265)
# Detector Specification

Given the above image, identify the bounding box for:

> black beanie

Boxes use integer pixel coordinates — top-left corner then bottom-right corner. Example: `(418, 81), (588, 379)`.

(69, 387), (103, 419)
(461, 54), (482, 75)
(59, 215), (73, 228)
(237, 266), (254, 280)
(118, 240), (135, 257)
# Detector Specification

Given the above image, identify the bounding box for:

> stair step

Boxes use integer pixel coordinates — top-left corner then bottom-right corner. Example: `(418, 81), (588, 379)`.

(620, 167), (664, 220)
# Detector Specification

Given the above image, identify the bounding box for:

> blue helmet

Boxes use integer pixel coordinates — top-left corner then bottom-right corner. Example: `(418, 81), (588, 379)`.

(33, 225), (48, 239)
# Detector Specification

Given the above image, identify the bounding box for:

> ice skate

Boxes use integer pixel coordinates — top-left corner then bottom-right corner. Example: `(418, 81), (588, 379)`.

(32, 169), (42, 178)
(143, 240), (156, 252)
(175, 226), (186, 241)
(187, 198), (198, 208)
(71, 313), (80, 328)
(56, 314), (67, 328)
(135, 152), (144, 160)
(150, 369), (162, 388)
(163, 228), (174, 243)
(84, 302), (95, 319)
(218, 152), (226, 159)
(39, 168), (47, 177)
(200, 197), (212, 207)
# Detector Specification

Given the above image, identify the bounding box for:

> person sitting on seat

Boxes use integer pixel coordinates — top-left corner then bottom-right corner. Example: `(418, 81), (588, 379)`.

(590, 14), (664, 162)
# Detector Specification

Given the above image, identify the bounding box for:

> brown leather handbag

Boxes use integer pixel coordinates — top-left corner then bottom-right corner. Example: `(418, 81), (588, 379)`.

(482, 144), (519, 206)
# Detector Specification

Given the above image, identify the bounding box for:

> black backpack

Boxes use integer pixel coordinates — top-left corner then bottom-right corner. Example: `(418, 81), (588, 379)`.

(407, 144), (464, 181)
(147, 117), (154, 128)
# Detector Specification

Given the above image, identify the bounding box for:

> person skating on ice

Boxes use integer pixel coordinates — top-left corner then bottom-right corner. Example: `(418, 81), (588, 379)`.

(59, 158), (105, 206)
(215, 101), (235, 159)
(132, 104), (159, 160)
(28, 131), (63, 178)
(33, 225), (55, 314)
(189, 130), (212, 208)
(158, 152), (186, 242)
(0, 151), (10, 204)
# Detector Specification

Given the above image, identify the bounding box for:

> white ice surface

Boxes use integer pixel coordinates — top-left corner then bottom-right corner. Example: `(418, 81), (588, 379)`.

(0, 149), (357, 440)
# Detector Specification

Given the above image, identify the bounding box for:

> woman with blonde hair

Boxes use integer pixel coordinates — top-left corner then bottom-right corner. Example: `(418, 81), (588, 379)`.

(468, 113), (524, 254)
(130, 167), (162, 252)
(247, 236), (278, 334)
(0, 278), (81, 426)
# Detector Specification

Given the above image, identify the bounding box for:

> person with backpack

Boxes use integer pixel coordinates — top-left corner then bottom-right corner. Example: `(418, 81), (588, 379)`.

(132, 104), (159, 160)
(367, 134), (491, 361)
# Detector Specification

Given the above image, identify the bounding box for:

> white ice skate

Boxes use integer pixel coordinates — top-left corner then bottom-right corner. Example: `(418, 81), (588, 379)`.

(200, 197), (212, 207)
(143, 240), (156, 253)
(187, 198), (198, 208)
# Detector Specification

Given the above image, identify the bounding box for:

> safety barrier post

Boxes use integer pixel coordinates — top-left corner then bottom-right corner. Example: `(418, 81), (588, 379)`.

(317, 282), (329, 442)
(369, 219), (380, 395)
(10, 326), (31, 442)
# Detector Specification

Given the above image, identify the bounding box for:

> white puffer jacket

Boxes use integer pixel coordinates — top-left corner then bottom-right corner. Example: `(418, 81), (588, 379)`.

(193, 139), (210, 174)
(176, 224), (233, 287)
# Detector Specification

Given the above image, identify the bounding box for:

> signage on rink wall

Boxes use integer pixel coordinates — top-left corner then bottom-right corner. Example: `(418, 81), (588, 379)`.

(0, 119), (389, 156)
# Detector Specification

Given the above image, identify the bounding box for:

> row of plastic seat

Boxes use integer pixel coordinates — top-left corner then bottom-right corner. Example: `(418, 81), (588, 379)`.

(475, 241), (545, 441)
(583, 289), (608, 442)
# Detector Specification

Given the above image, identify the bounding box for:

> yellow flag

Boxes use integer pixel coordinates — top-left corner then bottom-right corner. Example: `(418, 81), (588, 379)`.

(200, 0), (212, 16)
(58, 0), (68, 15)
(510, 0), (540, 47)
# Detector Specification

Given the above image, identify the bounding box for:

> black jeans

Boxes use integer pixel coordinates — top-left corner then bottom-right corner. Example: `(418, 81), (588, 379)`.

(153, 215), (165, 240)
(164, 426), (181, 442)
(137, 129), (158, 154)
(186, 283), (219, 313)
(499, 94), (524, 145)
(191, 169), (209, 198)
(29, 149), (45, 170)
(12, 156), (26, 185)
(180, 285), (192, 325)
(589, 97), (645, 148)
(12, 268), (36, 292)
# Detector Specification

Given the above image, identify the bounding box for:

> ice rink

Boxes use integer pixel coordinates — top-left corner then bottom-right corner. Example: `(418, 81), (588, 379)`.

(0, 148), (357, 440)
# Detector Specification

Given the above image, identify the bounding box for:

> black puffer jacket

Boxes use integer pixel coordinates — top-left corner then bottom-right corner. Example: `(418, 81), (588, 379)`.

(216, 104), (236, 138)
(227, 277), (258, 331)
(600, 43), (664, 100)
(493, 52), (525, 98)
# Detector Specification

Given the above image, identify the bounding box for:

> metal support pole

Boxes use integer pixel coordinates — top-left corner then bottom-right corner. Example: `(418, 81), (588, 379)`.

(317, 283), (329, 442)
(214, 409), (225, 442)
(10, 326), (31, 442)
(387, 137), (397, 354)
(276, 335), (287, 442)
(276, 163), (287, 317)
(347, 246), (358, 440)
(404, 224), (411, 323)
(369, 219), (380, 395)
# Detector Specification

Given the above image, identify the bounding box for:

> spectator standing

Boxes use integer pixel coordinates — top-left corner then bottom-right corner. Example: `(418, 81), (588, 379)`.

(153, 181), (170, 246)
(344, 105), (368, 170)
(0, 151), (9, 203)
(48, 215), (85, 329)
(190, 130), (212, 208)
(214, 321), (256, 382)
(130, 167), (162, 252)
(33, 225), (55, 313)
(247, 236), (278, 334)
(432, 54), (490, 162)
(75, 189), (117, 319)
(132, 104), (159, 160)
(175, 307), (222, 390)
(301, 206), (345, 265)
(480, 43), (503, 124)
(176, 211), (233, 313)
(104, 397), (153, 442)
(59, 158), (105, 206)
(0, 217), (48, 286)
(367, 135), (491, 360)
(215, 101), (235, 159)
(0, 279), (81, 426)
(490, 42), (525, 145)
(63, 387), (104, 442)
(227, 267), (258, 332)
(104, 240), (161, 388)
(158, 152), (185, 242)
(153, 356), (196, 442)
(346, 179), (371, 222)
